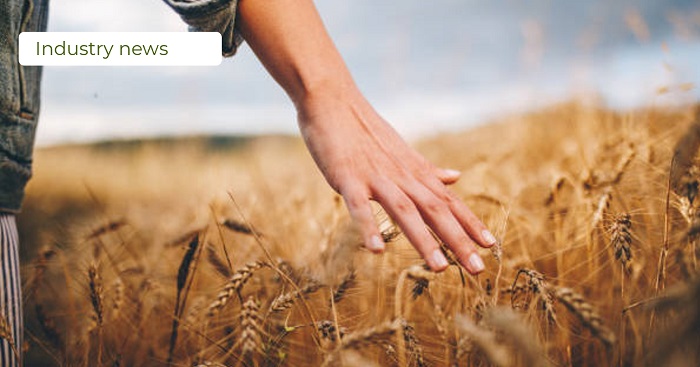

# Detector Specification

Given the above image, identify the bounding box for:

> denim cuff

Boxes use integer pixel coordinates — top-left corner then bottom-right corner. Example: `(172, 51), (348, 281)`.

(0, 158), (29, 214)
(163, 0), (244, 57)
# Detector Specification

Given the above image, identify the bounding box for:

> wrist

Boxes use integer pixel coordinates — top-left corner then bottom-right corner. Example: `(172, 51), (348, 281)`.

(294, 79), (371, 131)
(291, 73), (361, 111)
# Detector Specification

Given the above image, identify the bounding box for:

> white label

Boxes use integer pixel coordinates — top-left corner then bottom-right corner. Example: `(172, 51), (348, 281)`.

(19, 32), (222, 66)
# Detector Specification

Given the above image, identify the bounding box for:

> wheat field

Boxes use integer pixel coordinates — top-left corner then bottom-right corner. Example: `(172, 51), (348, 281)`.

(15, 103), (700, 366)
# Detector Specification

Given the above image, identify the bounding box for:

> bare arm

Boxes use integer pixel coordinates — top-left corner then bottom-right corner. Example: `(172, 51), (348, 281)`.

(236, 0), (496, 273)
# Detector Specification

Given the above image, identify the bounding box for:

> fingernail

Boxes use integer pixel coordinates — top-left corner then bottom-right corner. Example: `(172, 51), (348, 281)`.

(369, 235), (385, 252)
(445, 169), (461, 177)
(468, 253), (485, 273)
(481, 230), (498, 246)
(432, 249), (449, 269)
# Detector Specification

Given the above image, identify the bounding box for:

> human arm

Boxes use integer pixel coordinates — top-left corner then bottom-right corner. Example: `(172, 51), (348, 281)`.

(164, 0), (497, 272)
(233, 0), (497, 273)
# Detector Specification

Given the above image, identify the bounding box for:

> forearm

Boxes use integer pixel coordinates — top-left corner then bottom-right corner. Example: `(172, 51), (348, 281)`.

(236, 0), (359, 108)
(236, 0), (494, 274)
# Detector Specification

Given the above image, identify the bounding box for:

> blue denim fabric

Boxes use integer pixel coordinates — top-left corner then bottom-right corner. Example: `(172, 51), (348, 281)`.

(0, 0), (48, 213)
(0, 0), (241, 213)
(164, 0), (243, 57)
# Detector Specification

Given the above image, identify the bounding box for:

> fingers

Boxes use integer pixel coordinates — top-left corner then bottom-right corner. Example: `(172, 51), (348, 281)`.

(446, 190), (499, 248)
(340, 165), (497, 275)
(419, 173), (498, 250)
(417, 157), (496, 248)
(397, 180), (486, 274)
(342, 186), (385, 253)
(372, 182), (450, 272)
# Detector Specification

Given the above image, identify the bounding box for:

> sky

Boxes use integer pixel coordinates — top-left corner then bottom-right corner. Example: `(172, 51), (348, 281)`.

(36, 0), (700, 145)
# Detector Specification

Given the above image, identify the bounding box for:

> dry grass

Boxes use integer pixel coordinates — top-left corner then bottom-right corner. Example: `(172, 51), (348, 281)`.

(17, 103), (700, 366)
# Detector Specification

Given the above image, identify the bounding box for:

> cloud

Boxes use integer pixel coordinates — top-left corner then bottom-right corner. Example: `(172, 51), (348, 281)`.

(37, 0), (700, 146)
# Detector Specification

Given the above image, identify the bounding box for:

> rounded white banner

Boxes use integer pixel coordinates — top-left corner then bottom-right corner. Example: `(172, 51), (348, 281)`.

(19, 32), (222, 66)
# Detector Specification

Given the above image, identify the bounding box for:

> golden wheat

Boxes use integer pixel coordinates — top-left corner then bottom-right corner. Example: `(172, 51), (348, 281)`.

(207, 261), (266, 318)
(19, 103), (700, 366)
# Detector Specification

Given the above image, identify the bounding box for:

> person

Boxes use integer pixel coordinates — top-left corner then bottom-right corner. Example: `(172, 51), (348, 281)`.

(1, 0), (497, 364)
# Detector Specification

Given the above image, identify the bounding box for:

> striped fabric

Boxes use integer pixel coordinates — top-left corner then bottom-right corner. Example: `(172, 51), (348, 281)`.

(0, 214), (22, 366)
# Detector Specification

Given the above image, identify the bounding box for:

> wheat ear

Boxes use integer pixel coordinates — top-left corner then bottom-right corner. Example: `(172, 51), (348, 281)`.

(270, 280), (322, 312)
(553, 286), (616, 346)
(609, 213), (633, 272)
(207, 261), (266, 318)
(240, 296), (262, 356)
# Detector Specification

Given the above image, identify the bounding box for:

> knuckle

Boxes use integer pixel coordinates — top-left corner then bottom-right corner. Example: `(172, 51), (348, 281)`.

(423, 198), (447, 216)
(344, 194), (366, 209)
(393, 196), (414, 214)
(463, 210), (483, 228)
(415, 164), (433, 178)
(435, 189), (454, 204)
(341, 185), (369, 207)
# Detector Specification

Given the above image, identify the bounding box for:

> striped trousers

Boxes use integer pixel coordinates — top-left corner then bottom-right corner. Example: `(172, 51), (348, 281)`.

(0, 214), (22, 366)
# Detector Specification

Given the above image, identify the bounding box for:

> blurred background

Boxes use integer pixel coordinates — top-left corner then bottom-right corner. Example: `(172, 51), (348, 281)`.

(39, 0), (700, 145)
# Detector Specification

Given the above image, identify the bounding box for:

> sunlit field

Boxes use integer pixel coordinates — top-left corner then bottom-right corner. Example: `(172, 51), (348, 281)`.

(16, 103), (700, 366)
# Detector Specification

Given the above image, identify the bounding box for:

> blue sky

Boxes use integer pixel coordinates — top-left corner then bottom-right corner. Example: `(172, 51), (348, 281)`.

(36, 0), (700, 145)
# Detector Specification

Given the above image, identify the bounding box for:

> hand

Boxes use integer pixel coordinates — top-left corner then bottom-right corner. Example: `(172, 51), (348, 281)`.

(297, 90), (497, 273)
(235, 0), (496, 273)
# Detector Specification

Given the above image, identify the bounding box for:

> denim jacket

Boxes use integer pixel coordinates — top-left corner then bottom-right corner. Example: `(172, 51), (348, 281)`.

(0, 0), (242, 213)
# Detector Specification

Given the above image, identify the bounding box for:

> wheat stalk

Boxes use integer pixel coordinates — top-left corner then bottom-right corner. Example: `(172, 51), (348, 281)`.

(320, 319), (403, 366)
(207, 261), (266, 318)
(274, 258), (299, 283)
(88, 264), (104, 327)
(240, 296), (261, 356)
(646, 277), (700, 366)
(184, 296), (206, 326)
(670, 110), (700, 201)
(487, 307), (551, 367)
(169, 232), (202, 366)
(591, 188), (612, 228)
(206, 244), (232, 278)
(411, 278), (430, 300)
(491, 242), (503, 262)
(501, 284), (529, 297)
(221, 218), (254, 235)
(407, 264), (435, 300)
(317, 320), (347, 342)
(652, 109), (700, 333)
(455, 314), (510, 367)
(553, 286), (616, 346)
(584, 145), (636, 190)
(87, 263), (104, 366)
(339, 318), (402, 350)
(546, 176), (570, 205)
(609, 213), (633, 272)
(86, 219), (127, 240)
(166, 227), (206, 247)
(332, 268), (356, 304)
(270, 279), (322, 312)
(381, 226), (402, 243)
(401, 320), (426, 367)
(514, 269), (557, 324)
(111, 278), (123, 321)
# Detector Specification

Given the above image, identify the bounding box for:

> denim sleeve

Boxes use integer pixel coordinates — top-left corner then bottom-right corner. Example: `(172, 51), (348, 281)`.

(163, 0), (243, 57)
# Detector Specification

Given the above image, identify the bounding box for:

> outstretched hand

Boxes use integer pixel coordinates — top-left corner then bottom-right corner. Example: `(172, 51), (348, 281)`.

(297, 91), (496, 273)
(237, 0), (496, 272)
